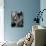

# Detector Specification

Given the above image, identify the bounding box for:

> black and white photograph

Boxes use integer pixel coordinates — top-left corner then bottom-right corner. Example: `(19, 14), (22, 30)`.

(11, 11), (24, 27)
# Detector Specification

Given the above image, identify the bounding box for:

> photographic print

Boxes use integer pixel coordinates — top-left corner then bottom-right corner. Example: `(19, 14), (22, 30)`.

(11, 11), (24, 27)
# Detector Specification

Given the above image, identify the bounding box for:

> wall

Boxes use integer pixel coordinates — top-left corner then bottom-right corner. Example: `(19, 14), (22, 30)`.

(0, 0), (4, 42)
(4, 0), (40, 42)
(40, 0), (46, 27)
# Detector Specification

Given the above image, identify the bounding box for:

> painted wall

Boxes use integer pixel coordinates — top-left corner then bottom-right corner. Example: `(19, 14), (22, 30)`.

(0, 0), (4, 42)
(4, 0), (40, 42)
(40, 0), (46, 27)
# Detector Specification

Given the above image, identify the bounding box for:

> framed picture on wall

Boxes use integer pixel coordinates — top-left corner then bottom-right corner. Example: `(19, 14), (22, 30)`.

(11, 11), (24, 27)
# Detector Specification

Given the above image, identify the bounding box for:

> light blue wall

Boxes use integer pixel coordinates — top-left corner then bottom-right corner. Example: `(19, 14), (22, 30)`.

(4, 0), (40, 42)
(40, 0), (46, 27)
